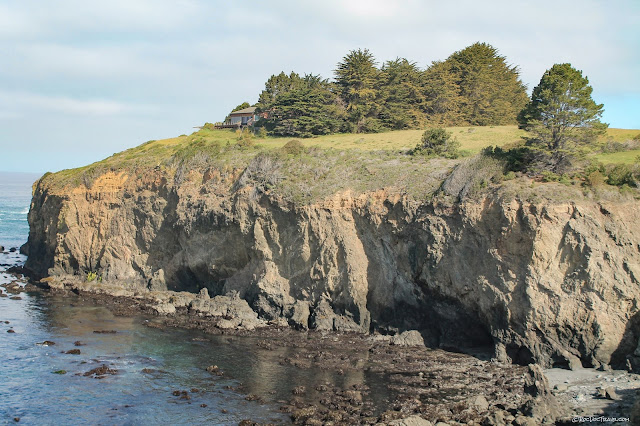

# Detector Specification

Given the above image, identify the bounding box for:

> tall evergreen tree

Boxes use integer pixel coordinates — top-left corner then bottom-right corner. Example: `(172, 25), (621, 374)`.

(377, 58), (426, 129)
(334, 49), (382, 132)
(518, 63), (607, 170)
(257, 74), (346, 138)
(424, 43), (528, 126)
(422, 60), (464, 125)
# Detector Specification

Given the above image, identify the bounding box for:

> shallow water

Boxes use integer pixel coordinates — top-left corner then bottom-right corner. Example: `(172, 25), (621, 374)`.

(0, 172), (395, 424)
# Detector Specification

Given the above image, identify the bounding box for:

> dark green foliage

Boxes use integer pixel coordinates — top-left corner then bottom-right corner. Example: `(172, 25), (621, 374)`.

(481, 145), (532, 172)
(376, 58), (426, 129)
(413, 128), (460, 158)
(257, 74), (346, 138)
(423, 43), (528, 126)
(232, 102), (251, 112)
(422, 60), (464, 125)
(606, 164), (637, 187)
(252, 44), (530, 136)
(257, 72), (307, 107)
(335, 49), (382, 132)
(518, 63), (607, 171)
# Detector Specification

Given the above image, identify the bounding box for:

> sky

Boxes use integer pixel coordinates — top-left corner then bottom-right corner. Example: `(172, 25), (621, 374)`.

(1, 0), (639, 174)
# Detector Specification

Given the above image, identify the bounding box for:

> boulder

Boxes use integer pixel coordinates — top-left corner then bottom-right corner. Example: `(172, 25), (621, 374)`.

(468, 394), (489, 412)
(289, 300), (310, 330)
(391, 330), (425, 347)
(153, 303), (176, 315)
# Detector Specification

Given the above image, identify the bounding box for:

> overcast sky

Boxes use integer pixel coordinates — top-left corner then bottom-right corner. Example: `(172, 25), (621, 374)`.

(1, 0), (639, 174)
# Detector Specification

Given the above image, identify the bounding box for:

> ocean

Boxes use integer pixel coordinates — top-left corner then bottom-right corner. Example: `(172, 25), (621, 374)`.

(0, 171), (391, 425)
(0, 171), (39, 252)
(0, 171), (293, 424)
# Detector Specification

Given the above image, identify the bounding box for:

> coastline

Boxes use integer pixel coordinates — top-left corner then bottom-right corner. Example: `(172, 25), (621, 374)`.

(19, 273), (638, 425)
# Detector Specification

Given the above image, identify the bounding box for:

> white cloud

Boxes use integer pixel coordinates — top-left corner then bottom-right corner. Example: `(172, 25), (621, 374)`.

(0, 0), (202, 40)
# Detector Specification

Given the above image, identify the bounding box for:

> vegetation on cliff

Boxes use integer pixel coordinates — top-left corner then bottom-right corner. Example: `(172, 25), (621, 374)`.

(40, 123), (639, 207)
(253, 42), (529, 136)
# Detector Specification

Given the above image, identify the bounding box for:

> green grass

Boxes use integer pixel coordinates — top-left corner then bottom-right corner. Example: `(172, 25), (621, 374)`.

(41, 125), (640, 202)
(594, 149), (640, 164)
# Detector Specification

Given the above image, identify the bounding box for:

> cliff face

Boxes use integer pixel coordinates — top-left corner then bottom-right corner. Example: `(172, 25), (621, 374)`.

(24, 168), (640, 368)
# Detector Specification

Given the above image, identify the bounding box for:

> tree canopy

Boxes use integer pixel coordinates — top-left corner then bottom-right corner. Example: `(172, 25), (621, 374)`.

(256, 73), (346, 138)
(424, 43), (528, 126)
(334, 48), (381, 132)
(517, 63), (607, 170)
(247, 43), (555, 137)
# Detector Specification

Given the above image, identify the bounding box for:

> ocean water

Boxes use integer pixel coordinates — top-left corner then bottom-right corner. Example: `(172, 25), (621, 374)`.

(0, 171), (39, 251)
(0, 172), (392, 425)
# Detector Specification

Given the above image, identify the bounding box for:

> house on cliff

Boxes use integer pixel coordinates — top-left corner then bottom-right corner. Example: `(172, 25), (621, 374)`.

(215, 107), (263, 129)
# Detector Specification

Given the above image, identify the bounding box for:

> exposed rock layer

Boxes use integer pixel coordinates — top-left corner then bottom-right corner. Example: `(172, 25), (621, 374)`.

(24, 170), (640, 368)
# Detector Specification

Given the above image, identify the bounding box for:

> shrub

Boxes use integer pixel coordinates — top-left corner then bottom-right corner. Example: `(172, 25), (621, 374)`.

(585, 170), (606, 187)
(202, 122), (215, 131)
(281, 140), (305, 155)
(236, 128), (255, 148)
(413, 128), (460, 158)
(606, 164), (636, 187)
(236, 152), (284, 193)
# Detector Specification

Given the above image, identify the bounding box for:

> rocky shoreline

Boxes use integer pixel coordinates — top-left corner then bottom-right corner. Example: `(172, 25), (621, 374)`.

(0, 273), (625, 424)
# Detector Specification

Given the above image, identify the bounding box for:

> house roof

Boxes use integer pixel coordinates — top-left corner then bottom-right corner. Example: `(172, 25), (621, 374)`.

(229, 106), (257, 115)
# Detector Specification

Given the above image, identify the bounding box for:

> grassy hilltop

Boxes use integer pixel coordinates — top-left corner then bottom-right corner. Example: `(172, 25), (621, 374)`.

(47, 125), (640, 204)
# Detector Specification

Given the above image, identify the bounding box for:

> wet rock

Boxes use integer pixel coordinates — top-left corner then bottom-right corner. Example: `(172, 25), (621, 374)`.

(66, 349), (81, 355)
(391, 330), (425, 347)
(53, 370), (67, 374)
(9, 247), (16, 252)
(292, 386), (306, 395)
(153, 302), (176, 315)
(83, 364), (117, 377)
(10, 296), (22, 300)
(13, 417), (19, 422)
(74, 341), (85, 346)
(206, 365), (219, 373)
(7, 329), (15, 333)
(37, 341), (55, 346)
(200, 404), (207, 408)
(93, 330), (117, 334)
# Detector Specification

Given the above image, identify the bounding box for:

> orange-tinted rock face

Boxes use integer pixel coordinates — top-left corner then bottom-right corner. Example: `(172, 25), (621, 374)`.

(24, 169), (640, 368)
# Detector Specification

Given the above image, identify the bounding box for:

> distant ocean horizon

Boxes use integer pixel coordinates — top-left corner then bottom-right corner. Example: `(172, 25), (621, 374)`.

(0, 171), (43, 250)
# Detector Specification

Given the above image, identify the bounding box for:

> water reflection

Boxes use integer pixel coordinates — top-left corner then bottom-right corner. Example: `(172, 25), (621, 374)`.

(1, 289), (395, 425)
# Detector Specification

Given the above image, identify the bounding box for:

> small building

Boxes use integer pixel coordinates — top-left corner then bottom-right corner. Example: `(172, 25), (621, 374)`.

(215, 107), (260, 129)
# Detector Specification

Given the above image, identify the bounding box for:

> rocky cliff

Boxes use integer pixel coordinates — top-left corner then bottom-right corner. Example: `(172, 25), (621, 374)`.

(23, 164), (640, 369)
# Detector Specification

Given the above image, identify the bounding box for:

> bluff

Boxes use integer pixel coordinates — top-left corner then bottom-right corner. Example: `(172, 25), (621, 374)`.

(23, 152), (640, 370)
